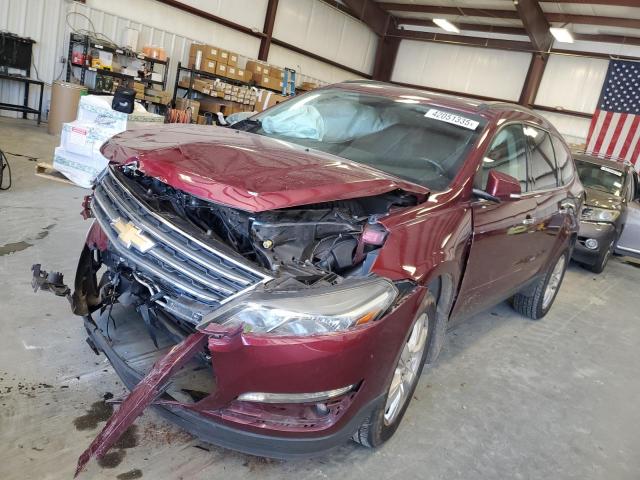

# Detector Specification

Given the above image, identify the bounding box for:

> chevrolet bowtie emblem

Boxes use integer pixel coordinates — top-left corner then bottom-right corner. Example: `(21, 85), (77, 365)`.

(111, 218), (156, 253)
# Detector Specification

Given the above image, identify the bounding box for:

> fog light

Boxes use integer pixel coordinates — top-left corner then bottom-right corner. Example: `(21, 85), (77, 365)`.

(585, 238), (598, 250)
(237, 384), (355, 403)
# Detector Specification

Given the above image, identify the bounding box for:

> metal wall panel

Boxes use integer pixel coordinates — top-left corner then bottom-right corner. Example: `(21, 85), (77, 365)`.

(534, 110), (592, 146)
(273, 0), (377, 75)
(0, 0), (66, 119)
(82, 0), (261, 58)
(535, 54), (608, 114)
(391, 39), (532, 101)
(268, 44), (363, 86)
(175, 0), (268, 31)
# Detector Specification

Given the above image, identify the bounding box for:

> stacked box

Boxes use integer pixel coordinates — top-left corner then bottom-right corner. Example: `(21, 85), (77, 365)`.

(53, 96), (163, 187)
(175, 98), (200, 118)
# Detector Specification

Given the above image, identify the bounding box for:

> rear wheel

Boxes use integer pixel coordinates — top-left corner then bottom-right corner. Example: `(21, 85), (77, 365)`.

(513, 250), (568, 320)
(352, 292), (436, 448)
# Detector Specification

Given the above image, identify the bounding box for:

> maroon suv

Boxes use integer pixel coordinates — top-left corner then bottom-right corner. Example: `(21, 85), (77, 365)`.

(34, 82), (583, 472)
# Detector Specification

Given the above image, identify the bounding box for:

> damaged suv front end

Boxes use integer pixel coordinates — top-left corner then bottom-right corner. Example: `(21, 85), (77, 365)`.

(35, 82), (488, 472)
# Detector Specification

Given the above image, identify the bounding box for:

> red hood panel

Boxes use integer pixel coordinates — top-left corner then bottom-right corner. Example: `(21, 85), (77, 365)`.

(100, 124), (427, 212)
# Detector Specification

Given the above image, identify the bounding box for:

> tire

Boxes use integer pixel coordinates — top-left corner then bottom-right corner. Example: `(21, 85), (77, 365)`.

(589, 240), (613, 274)
(513, 250), (569, 320)
(352, 292), (437, 448)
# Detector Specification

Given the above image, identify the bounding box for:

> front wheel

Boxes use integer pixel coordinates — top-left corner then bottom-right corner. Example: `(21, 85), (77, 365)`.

(513, 250), (568, 320)
(589, 239), (614, 274)
(352, 292), (436, 448)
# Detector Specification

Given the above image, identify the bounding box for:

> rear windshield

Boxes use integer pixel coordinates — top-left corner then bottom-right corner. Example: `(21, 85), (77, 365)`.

(575, 160), (625, 196)
(238, 88), (485, 191)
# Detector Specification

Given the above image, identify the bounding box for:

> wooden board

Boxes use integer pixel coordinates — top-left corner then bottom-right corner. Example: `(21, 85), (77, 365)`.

(34, 162), (74, 185)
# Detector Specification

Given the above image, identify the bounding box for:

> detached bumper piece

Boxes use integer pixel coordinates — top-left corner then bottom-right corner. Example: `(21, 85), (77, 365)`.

(31, 264), (70, 297)
(75, 331), (208, 476)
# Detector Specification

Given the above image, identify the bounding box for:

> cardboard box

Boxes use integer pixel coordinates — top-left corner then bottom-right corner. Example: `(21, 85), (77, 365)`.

(299, 81), (318, 92)
(258, 75), (274, 89)
(257, 90), (288, 111)
(216, 63), (228, 78)
(198, 97), (224, 114)
(175, 98), (200, 118)
(218, 50), (229, 65)
(269, 67), (283, 80)
(188, 55), (202, 70)
(189, 43), (205, 59)
(204, 45), (219, 61)
(201, 59), (217, 75)
(227, 52), (238, 67)
(226, 66), (237, 80)
(245, 60), (263, 74)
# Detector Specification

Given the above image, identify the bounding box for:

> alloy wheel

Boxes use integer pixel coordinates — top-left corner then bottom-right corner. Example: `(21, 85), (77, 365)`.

(542, 255), (566, 310)
(384, 312), (429, 425)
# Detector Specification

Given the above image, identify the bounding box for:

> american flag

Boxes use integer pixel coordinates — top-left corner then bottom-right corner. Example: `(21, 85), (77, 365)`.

(586, 60), (640, 171)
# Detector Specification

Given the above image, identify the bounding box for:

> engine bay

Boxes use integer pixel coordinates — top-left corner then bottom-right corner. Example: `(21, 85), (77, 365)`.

(120, 165), (417, 283)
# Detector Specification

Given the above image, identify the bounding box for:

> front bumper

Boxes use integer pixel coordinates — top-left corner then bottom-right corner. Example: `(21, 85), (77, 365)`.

(82, 284), (425, 459)
(86, 318), (384, 458)
(572, 221), (616, 266)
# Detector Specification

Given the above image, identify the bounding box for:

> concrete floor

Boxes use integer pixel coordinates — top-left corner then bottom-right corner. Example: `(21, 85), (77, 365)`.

(1, 116), (639, 480)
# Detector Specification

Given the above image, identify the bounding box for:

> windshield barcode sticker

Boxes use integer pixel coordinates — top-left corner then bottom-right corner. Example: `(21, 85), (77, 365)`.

(601, 166), (622, 176)
(425, 109), (479, 130)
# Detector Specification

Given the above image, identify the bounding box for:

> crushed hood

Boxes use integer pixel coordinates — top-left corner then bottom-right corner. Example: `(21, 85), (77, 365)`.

(101, 124), (428, 212)
(584, 187), (622, 211)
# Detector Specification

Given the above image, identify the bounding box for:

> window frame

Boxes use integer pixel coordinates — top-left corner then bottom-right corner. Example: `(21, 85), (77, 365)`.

(474, 121), (531, 195)
(523, 124), (561, 192)
(549, 133), (575, 186)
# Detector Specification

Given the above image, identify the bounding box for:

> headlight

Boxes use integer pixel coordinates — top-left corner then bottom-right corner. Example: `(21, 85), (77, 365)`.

(199, 278), (398, 336)
(580, 207), (619, 223)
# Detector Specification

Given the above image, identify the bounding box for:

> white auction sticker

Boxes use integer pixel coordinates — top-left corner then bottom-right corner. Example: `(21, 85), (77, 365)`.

(425, 109), (479, 130)
(601, 166), (622, 176)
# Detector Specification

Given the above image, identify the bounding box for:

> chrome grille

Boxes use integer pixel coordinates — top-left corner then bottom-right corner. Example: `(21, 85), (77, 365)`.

(92, 166), (270, 308)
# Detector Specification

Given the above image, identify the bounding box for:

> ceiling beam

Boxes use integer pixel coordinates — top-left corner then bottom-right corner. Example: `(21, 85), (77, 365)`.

(341, 0), (392, 36)
(514, 0), (551, 108)
(378, 3), (520, 19)
(258, 0), (279, 61)
(372, 36), (401, 81)
(573, 32), (640, 46)
(379, 3), (640, 30)
(387, 28), (533, 52)
(394, 19), (527, 36)
(546, 13), (640, 29)
(541, 0), (640, 6)
(515, 0), (553, 51)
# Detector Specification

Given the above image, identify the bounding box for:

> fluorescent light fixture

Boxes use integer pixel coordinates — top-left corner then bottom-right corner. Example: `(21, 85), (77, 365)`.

(550, 27), (574, 43)
(433, 18), (460, 33)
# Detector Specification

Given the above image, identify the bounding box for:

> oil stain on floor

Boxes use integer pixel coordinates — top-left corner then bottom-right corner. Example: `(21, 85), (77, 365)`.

(72, 392), (140, 470)
(117, 469), (143, 480)
(0, 223), (56, 256)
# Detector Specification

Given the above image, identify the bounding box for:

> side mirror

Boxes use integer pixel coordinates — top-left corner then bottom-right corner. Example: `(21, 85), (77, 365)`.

(486, 170), (522, 200)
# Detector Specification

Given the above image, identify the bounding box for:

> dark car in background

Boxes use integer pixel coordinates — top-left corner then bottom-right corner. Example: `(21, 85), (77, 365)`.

(33, 82), (583, 472)
(572, 153), (640, 273)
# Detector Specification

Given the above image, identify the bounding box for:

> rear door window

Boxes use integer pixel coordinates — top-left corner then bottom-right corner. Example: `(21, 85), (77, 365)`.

(551, 135), (574, 185)
(477, 124), (528, 192)
(525, 126), (558, 190)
